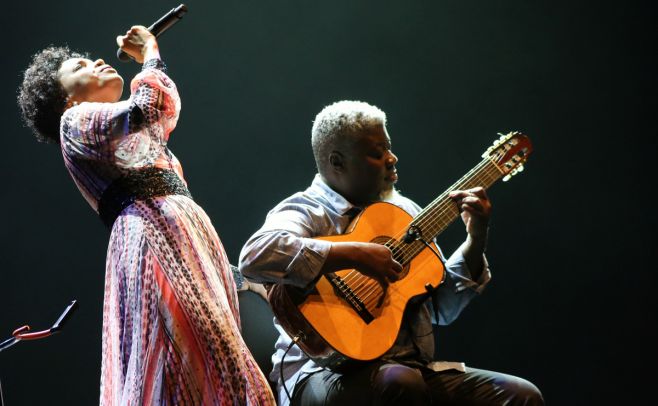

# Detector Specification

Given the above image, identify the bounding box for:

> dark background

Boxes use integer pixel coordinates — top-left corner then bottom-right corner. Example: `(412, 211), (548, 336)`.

(1, 0), (655, 404)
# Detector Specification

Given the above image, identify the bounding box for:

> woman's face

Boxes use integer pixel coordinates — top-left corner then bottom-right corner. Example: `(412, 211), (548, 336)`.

(58, 57), (124, 106)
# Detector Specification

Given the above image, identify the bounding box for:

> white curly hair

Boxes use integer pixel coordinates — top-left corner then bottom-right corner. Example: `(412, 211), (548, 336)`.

(311, 100), (387, 171)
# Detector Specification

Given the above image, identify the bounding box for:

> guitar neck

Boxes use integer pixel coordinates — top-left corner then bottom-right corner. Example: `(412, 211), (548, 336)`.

(399, 158), (502, 260)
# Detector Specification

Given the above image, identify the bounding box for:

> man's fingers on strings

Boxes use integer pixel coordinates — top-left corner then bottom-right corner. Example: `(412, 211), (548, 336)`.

(391, 260), (403, 276)
(375, 275), (389, 293)
(380, 261), (401, 282)
(376, 282), (389, 308)
(461, 197), (484, 213)
(470, 186), (488, 199)
(385, 269), (399, 282)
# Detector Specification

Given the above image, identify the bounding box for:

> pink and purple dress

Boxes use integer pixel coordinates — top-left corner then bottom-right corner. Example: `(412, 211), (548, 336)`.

(60, 58), (275, 405)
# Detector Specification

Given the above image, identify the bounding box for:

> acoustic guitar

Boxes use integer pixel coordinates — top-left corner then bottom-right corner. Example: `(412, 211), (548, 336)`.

(268, 132), (532, 369)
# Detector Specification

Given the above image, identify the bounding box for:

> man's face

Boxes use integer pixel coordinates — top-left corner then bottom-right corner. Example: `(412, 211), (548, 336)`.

(341, 124), (399, 205)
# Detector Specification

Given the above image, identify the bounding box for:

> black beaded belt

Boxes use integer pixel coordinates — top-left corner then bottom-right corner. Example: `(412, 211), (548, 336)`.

(98, 167), (192, 228)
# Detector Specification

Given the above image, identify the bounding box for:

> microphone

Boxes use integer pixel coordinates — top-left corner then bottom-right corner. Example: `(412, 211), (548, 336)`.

(117, 4), (188, 62)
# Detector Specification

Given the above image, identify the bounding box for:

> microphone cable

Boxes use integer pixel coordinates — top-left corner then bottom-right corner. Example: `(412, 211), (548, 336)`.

(280, 332), (305, 402)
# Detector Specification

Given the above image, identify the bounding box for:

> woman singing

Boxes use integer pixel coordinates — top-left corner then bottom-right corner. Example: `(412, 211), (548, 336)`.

(17, 25), (275, 405)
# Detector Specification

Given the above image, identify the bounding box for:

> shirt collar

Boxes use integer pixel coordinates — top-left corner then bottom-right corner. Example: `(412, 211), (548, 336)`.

(310, 174), (359, 216)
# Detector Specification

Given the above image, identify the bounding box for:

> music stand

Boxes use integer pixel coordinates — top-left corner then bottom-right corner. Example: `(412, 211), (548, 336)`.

(0, 300), (78, 405)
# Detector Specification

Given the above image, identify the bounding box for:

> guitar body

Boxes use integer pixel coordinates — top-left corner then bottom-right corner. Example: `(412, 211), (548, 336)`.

(268, 202), (445, 369)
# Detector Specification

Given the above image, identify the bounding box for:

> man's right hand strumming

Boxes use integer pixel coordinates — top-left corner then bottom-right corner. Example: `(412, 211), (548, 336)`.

(324, 242), (402, 293)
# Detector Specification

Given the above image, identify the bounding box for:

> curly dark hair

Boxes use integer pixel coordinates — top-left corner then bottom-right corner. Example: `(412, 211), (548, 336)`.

(17, 46), (88, 144)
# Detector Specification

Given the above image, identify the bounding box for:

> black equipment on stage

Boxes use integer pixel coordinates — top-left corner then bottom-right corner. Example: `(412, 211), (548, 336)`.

(0, 300), (78, 353)
(0, 300), (78, 406)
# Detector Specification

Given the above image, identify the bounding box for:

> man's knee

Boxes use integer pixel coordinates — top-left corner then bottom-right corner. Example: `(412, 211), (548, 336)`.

(503, 376), (544, 406)
(372, 364), (430, 405)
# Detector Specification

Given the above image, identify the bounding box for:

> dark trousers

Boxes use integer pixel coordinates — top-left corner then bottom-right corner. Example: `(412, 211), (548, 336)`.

(291, 362), (544, 406)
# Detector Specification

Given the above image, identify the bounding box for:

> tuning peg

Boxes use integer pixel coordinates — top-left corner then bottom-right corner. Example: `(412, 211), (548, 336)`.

(517, 165), (524, 172)
(503, 174), (511, 182)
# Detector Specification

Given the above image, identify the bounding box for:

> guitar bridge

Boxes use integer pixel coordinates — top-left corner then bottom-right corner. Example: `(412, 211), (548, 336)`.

(326, 274), (374, 324)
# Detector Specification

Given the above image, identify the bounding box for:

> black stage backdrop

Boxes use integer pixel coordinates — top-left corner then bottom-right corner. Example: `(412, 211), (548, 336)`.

(0, 0), (655, 404)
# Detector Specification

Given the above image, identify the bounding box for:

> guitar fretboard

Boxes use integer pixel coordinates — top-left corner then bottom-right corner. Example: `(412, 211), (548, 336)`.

(391, 158), (503, 264)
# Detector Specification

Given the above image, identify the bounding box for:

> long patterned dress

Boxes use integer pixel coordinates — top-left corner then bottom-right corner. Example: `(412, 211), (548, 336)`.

(60, 59), (275, 405)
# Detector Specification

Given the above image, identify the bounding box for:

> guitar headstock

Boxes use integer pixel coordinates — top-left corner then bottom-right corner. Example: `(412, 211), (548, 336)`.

(482, 131), (533, 181)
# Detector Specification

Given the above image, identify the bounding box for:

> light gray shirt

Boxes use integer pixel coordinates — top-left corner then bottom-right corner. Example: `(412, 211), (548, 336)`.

(239, 174), (491, 406)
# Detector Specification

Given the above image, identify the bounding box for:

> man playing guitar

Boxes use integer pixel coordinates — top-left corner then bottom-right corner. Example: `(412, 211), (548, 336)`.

(239, 100), (543, 406)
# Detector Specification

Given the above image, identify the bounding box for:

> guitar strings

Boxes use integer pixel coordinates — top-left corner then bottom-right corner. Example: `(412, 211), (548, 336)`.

(402, 160), (502, 254)
(358, 166), (501, 309)
(395, 160), (501, 256)
(344, 159), (501, 309)
(338, 158), (505, 311)
(357, 161), (502, 309)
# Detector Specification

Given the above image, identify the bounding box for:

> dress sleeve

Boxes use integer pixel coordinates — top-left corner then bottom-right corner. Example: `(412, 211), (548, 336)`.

(60, 58), (181, 167)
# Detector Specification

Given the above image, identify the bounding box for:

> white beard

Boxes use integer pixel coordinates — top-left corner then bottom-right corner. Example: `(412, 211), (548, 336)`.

(379, 186), (399, 202)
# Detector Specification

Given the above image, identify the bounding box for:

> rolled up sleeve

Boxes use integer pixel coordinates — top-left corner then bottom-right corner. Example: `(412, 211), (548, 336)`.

(433, 249), (491, 325)
(239, 202), (334, 291)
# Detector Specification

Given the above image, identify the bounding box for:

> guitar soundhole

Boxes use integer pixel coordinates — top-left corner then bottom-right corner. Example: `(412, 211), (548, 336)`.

(372, 236), (411, 279)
